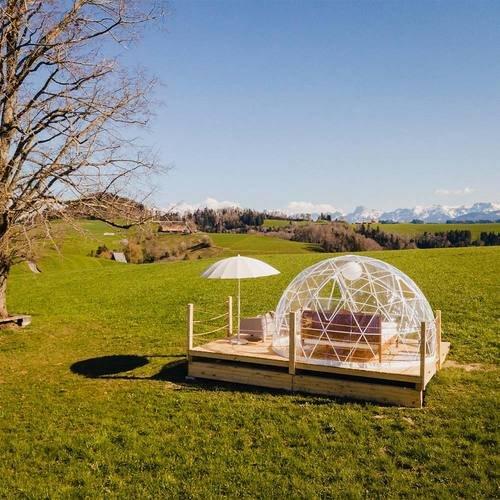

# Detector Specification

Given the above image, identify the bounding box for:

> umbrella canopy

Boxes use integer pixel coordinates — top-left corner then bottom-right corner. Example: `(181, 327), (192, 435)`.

(202, 255), (280, 344)
(202, 255), (280, 280)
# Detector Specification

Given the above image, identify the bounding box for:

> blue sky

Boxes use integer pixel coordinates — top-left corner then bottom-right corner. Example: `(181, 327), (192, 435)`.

(125, 0), (499, 213)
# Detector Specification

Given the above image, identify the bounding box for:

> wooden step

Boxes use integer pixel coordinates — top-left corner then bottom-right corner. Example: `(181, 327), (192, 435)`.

(0, 315), (32, 327)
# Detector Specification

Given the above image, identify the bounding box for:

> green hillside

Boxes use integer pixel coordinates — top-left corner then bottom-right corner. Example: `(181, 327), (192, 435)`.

(1, 228), (499, 497)
(262, 218), (310, 229)
(27, 221), (320, 273)
(372, 222), (500, 239)
(210, 233), (321, 254)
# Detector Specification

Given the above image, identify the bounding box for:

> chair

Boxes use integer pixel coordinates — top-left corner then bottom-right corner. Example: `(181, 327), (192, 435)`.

(239, 312), (275, 341)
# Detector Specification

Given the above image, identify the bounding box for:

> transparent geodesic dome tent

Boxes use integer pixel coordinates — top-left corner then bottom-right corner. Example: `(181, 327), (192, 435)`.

(272, 255), (437, 369)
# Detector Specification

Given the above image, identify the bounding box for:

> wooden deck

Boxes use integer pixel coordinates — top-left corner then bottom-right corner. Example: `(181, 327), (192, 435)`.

(188, 336), (450, 407)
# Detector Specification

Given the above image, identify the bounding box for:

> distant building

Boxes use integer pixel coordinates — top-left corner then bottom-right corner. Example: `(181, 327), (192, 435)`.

(111, 252), (127, 263)
(156, 220), (194, 234)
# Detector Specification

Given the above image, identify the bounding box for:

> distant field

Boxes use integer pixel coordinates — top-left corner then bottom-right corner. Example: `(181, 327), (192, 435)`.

(372, 222), (500, 239)
(263, 218), (309, 229)
(210, 233), (321, 254)
(2, 222), (499, 497)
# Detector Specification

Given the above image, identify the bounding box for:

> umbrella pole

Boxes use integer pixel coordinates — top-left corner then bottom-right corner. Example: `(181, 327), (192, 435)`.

(231, 278), (247, 345)
(237, 278), (241, 342)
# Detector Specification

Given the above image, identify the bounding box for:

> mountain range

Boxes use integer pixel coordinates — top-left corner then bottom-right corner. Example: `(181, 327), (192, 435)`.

(303, 202), (500, 223)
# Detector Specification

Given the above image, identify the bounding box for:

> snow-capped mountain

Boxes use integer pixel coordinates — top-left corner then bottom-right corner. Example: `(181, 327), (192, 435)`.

(293, 202), (499, 223)
(344, 206), (382, 223)
(163, 199), (499, 223)
(378, 202), (500, 223)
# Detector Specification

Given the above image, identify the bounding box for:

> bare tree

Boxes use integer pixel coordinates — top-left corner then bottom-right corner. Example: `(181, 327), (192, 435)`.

(0, 0), (165, 317)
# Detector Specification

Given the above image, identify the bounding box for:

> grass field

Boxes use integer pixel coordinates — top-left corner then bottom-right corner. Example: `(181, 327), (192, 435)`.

(210, 233), (321, 254)
(262, 218), (311, 230)
(1, 227), (499, 497)
(370, 223), (500, 239)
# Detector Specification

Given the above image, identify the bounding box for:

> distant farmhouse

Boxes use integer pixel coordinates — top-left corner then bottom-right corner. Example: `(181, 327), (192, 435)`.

(156, 220), (195, 234)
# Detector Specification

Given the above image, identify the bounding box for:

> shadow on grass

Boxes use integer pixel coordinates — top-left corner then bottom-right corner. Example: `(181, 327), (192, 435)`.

(70, 355), (188, 382)
(71, 355), (149, 378)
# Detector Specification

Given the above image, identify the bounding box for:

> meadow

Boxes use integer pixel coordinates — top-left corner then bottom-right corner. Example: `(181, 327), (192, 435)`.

(210, 232), (321, 254)
(262, 218), (310, 230)
(0, 223), (498, 498)
(372, 222), (500, 239)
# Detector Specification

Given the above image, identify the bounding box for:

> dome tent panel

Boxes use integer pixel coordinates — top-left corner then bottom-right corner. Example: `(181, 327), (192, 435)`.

(272, 255), (436, 368)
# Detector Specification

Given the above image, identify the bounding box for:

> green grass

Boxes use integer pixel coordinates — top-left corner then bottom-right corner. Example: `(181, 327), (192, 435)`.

(263, 218), (310, 229)
(1, 235), (499, 497)
(373, 222), (500, 239)
(210, 233), (322, 254)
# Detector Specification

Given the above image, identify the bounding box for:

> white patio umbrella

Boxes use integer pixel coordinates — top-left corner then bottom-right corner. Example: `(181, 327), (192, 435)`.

(202, 255), (280, 344)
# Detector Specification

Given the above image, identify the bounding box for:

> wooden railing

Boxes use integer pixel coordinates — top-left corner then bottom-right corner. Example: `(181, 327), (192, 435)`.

(186, 297), (234, 354)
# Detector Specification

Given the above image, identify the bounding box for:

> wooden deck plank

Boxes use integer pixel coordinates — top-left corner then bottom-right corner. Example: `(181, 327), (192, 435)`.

(190, 337), (288, 368)
(293, 374), (423, 408)
(188, 361), (293, 391)
(295, 361), (421, 384)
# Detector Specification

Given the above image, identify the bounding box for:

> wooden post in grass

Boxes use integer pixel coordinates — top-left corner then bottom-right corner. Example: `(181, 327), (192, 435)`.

(435, 310), (442, 371)
(227, 296), (233, 338)
(187, 303), (194, 354)
(289, 311), (297, 375)
(379, 331), (383, 363)
(420, 321), (426, 390)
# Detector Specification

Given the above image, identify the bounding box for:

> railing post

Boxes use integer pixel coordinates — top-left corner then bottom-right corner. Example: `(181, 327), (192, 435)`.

(187, 303), (194, 354)
(227, 296), (233, 338)
(419, 321), (426, 390)
(435, 310), (442, 371)
(379, 331), (383, 363)
(289, 311), (296, 375)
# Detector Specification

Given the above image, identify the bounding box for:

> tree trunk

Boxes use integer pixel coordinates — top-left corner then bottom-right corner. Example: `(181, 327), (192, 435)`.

(0, 264), (9, 319)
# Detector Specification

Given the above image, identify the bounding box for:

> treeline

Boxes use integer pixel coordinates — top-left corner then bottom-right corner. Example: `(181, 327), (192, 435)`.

(356, 224), (415, 250)
(291, 223), (382, 252)
(414, 230), (472, 249)
(358, 224), (500, 249)
(479, 232), (500, 246)
(264, 211), (312, 222)
(411, 229), (500, 248)
(287, 222), (500, 253)
(187, 208), (265, 233)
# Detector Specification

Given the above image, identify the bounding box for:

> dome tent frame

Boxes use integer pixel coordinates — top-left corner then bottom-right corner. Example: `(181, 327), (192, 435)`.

(272, 255), (437, 368)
